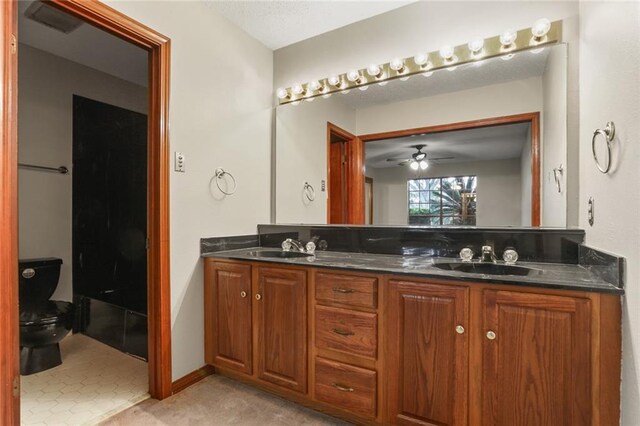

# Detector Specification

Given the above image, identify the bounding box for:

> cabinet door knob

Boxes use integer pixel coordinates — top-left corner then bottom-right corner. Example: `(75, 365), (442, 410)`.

(240, 291), (247, 298)
(455, 325), (465, 334)
(255, 294), (262, 301)
(486, 330), (496, 340)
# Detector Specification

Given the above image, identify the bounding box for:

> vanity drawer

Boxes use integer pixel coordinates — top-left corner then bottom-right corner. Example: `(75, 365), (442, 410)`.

(315, 272), (378, 309)
(315, 305), (377, 358)
(314, 357), (377, 419)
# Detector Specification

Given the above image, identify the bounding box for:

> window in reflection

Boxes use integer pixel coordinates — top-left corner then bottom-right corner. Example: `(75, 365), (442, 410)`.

(408, 176), (477, 225)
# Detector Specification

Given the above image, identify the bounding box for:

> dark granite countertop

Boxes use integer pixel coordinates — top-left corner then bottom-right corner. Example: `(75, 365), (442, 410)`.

(202, 247), (624, 295)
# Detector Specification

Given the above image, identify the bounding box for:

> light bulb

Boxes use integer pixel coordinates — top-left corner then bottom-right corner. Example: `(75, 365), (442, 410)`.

(410, 161), (419, 170)
(358, 85), (369, 91)
(501, 53), (515, 61)
(414, 53), (429, 66)
(328, 75), (341, 87)
(308, 80), (322, 92)
(347, 70), (361, 83)
(367, 64), (382, 77)
(530, 47), (545, 55)
(439, 45), (455, 61)
(422, 71), (434, 77)
(500, 30), (518, 47)
(531, 18), (551, 38)
(419, 160), (428, 170)
(291, 83), (304, 95)
(276, 88), (289, 99)
(390, 58), (405, 72)
(468, 37), (484, 54)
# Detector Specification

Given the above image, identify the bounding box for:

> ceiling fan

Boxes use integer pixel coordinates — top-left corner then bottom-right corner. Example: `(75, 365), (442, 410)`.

(385, 144), (454, 169)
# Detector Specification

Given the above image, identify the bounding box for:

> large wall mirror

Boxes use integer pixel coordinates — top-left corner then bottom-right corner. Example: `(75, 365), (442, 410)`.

(275, 43), (568, 227)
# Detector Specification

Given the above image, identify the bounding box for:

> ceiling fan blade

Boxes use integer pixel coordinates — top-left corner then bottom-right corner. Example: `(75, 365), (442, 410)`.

(429, 156), (455, 161)
(386, 157), (410, 162)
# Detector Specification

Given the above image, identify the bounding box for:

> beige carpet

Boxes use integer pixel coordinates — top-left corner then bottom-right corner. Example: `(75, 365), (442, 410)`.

(100, 374), (350, 425)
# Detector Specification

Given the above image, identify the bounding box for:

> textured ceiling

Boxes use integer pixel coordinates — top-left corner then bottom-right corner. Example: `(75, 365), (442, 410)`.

(365, 122), (531, 168)
(18, 1), (148, 87)
(206, 0), (416, 50)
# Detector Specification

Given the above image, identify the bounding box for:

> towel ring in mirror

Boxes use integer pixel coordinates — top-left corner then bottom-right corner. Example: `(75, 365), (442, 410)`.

(592, 121), (615, 174)
(214, 168), (237, 195)
(303, 182), (315, 201)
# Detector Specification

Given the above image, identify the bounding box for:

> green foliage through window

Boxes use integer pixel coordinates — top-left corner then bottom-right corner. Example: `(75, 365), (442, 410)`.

(407, 176), (477, 225)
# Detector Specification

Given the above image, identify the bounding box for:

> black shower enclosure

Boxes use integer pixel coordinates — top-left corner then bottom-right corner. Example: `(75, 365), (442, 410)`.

(72, 95), (148, 360)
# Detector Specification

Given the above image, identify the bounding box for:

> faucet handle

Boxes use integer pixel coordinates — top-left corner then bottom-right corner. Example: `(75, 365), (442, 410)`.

(459, 247), (474, 262)
(281, 239), (293, 251)
(503, 248), (519, 265)
(305, 241), (316, 254)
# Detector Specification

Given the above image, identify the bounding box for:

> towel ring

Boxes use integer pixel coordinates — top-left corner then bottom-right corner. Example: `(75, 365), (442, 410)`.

(592, 121), (615, 174)
(303, 182), (315, 201)
(214, 168), (237, 195)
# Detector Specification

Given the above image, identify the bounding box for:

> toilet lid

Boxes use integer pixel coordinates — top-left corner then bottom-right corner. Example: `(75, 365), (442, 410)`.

(20, 301), (74, 326)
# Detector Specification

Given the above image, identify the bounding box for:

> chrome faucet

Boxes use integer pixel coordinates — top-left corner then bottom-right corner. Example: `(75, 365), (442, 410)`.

(480, 245), (498, 263)
(282, 238), (318, 254)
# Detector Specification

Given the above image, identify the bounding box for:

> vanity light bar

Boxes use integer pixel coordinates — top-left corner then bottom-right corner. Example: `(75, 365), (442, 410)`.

(277, 19), (562, 105)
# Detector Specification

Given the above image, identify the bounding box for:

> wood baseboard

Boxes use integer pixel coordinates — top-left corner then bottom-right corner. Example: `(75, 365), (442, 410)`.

(171, 365), (215, 395)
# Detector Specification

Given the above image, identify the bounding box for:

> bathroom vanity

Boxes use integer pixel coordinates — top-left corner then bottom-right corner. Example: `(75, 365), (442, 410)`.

(202, 226), (623, 425)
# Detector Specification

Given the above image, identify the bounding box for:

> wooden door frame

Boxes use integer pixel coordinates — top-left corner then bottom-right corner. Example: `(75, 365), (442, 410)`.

(326, 122), (364, 224)
(356, 112), (541, 226)
(1, 1), (172, 423)
(365, 176), (373, 224)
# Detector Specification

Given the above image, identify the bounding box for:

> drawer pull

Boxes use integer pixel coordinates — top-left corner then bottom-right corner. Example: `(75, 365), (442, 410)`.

(240, 291), (247, 298)
(332, 287), (355, 294)
(332, 383), (355, 392)
(332, 328), (355, 336)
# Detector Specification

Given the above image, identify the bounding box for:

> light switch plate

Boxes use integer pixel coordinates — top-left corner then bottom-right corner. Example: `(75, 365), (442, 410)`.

(174, 152), (185, 172)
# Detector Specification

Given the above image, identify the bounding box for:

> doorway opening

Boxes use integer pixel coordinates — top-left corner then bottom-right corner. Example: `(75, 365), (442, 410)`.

(0, 1), (171, 424)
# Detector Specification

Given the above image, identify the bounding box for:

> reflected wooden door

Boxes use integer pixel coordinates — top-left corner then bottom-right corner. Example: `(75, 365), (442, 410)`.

(327, 122), (364, 224)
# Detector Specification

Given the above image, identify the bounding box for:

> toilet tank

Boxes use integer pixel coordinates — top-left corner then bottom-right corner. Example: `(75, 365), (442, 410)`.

(18, 258), (63, 307)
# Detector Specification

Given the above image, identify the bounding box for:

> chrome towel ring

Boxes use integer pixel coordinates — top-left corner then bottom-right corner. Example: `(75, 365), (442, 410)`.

(592, 121), (615, 174)
(303, 182), (315, 201)
(214, 168), (237, 195)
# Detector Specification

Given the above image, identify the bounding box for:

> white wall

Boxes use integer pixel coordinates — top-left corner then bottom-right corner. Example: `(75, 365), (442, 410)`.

(370, 159), (523, 226)
(541, 44), (568, 227)
(578, 2), (640, 424)
(274, 2), (579, 89)
(104, 0), (273, 380)
(275, 96), (355, 223)
(355, 77), (543, 135)
(18, 44), (148, 303)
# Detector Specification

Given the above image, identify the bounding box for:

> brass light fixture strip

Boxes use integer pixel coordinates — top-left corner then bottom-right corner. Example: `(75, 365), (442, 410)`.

(278, 20), (562, 105)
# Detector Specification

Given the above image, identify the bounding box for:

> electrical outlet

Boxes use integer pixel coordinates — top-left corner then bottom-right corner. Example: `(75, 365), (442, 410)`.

(174, 152), (185, 172)
(321, 180), (326, 191)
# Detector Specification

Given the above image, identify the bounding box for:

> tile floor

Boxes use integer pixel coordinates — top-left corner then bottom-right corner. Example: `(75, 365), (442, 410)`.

(21, 333), (148, 426)
(101, 374), (349, 426)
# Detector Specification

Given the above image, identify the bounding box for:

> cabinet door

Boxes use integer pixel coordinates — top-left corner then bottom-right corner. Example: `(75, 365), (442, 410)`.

(204, 261), (252, 374)
(255, 267), (308, 393)
(387, 279), (469, 426)
(482, 290), (591, 425)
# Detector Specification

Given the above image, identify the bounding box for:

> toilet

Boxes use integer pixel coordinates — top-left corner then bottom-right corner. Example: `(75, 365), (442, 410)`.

(19, 258), (74, 375)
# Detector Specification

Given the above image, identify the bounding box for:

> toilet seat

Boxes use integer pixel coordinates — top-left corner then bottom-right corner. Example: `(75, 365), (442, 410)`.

(20, 301), (74, 326)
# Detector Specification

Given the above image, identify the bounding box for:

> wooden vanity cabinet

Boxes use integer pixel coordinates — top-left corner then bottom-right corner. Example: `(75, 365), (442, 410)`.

(386, 279), (469, 426)
(255, 267), (308, 393)
(204, 261), (253, 374)
(479, 289), (592, 426)
(204, 260), (308, 395)
(205, 259), (621, 426)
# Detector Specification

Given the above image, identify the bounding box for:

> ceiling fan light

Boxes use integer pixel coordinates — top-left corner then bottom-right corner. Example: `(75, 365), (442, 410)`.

(410, 161), (419, 170)
(419, 160), (429, 170)
(414, 152), (426, 161)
